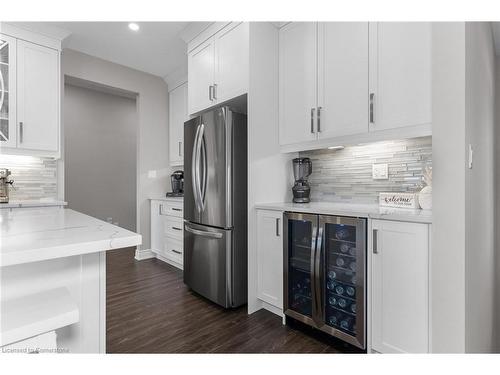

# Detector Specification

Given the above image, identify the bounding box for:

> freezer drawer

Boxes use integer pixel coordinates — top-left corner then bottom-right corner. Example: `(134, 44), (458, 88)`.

(183, 221), (233, 307)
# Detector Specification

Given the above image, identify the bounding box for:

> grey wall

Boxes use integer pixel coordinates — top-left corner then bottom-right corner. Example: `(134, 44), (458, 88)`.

(62, 49), (170, 252)
(64, 84), (137, 231)
(464, 22), (496, 353)
(299, 137), (432, 203)
(431, 22), (467, 353)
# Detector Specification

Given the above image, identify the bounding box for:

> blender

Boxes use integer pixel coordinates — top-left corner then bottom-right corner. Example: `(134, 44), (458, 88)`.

(292, 158), (312, 203)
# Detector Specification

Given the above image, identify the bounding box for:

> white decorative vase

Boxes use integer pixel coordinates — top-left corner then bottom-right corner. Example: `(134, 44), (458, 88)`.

(418, 186), (432, 210)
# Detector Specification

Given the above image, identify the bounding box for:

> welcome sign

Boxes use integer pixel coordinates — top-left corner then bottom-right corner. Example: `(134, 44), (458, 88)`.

(379, 192), (419, 209)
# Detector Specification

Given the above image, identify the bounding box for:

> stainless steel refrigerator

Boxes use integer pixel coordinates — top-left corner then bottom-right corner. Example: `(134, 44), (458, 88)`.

(284, 213), (367, 349)
(183, 107), (247, 308)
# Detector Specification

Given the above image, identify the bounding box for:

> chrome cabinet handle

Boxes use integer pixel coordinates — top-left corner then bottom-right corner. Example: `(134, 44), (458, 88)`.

(172, 226), (182, 231)
(185, 224), (223, 239)
(172, 207), (182, 212)
(171, 249), (182, 255)
(208, 85), (213, 101)
(310, 108), (315, 133)
(275, 217), (280, 237)
(369, 93), (375, 124)
(317, 107), (322, 133)
(178, 141), (182, 157)
(19, 122), (24, 143)
(213, 83), (217, 100)
(373, 228), (378, 254)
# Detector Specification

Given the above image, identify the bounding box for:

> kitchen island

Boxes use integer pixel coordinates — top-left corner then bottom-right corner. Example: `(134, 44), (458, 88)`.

(0, 208), (142, 353)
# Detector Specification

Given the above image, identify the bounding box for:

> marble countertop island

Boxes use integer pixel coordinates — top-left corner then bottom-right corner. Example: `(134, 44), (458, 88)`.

(0, 208), (142, 267)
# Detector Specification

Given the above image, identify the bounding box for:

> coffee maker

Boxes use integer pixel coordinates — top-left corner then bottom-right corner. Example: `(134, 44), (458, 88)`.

(292, 158), (312, 203)
(0, 168), (14, 203)
(166, 170), (184, 197)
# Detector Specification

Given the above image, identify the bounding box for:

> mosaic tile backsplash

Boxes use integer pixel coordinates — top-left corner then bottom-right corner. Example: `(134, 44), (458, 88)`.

(299, 136), (432, 203)
(0, 155), (58, 200)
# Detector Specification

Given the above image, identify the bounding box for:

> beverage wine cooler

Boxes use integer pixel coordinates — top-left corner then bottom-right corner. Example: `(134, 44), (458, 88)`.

(283, 212), (366, 349)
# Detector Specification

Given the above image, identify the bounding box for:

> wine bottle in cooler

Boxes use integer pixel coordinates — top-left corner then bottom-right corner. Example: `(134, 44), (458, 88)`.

(340, 316), (354, 332)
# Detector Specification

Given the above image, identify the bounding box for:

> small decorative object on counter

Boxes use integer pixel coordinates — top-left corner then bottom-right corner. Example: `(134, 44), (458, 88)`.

(418, 166), (432, 210)
(379, 192), (419, 209)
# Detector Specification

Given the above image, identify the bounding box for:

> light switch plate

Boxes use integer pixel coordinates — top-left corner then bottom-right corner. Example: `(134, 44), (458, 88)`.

(148, 170), (157, 179)
(372, 163), (388, 180)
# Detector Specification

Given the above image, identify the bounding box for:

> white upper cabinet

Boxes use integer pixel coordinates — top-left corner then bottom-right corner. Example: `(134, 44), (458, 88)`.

(169, 82), (188, 167)
(371, 219), (429, 353)
(188, 22), (249, 115)
(16, 40), (59, 152)
(317, 22), (369, 139)
(279, 22), (317, 146)
(0, 34), (17, 148)
(256, 209), (283, 311)
(188, 40), (215, 115)
(214, 22), (249, 104)
(369, 22), (432, 132)
(279, 22), (432, 153)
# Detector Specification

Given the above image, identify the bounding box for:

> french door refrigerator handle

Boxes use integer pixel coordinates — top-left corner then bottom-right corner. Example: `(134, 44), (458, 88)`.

(197, 124), (206, 211)
(191, 124), (202, 212)
(314, 226), (324, 325)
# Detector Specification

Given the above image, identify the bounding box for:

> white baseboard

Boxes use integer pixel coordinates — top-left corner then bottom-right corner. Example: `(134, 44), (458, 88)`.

(134, 249), (155, 261)
(155, 252), (183, 270)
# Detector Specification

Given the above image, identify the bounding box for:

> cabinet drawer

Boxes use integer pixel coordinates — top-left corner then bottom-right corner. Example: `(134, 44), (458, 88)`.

(164, 238), (183, 264)
(164, 216), (183, 240)
(159, 201), (183, 217)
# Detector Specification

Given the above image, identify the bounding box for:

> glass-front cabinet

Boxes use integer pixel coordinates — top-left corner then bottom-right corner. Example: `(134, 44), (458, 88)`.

(284, 212), (366, 350)
(0, 34), (16, 148)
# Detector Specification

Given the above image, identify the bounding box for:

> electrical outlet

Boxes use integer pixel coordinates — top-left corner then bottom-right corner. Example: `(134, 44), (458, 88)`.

(148, 170), (157, 178)
(372, 163), (389, 180)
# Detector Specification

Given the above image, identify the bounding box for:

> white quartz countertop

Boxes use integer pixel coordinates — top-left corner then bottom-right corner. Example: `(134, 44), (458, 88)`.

(0, 200), (68, 209)
(0, 208), (142, 267)
(255, 201), (432, 224)
(149, 196), (183, 202)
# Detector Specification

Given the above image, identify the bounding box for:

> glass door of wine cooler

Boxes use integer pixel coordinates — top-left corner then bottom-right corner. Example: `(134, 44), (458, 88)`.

(283, 213), (318, 326)
(319, 215), (366, 349)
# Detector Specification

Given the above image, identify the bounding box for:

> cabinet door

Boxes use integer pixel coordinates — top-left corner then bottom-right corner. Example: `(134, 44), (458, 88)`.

(369, 22), (431, 131)
(17, 40), (59, 151)
(256, 210), (283, 309)
(188, 39), (215, 115)
(279, 22), (317, 146)
(317, 22), (369, 139)
(371, 219), (429, 353)
(150, 200), (163, 253)
(0, 34), (16, 148)
(169, 82), (187, 167)
(214, 22), (249, 104)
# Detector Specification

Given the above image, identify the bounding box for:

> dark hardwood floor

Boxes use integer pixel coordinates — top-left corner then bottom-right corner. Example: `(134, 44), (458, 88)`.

(106, 248), (339, 353)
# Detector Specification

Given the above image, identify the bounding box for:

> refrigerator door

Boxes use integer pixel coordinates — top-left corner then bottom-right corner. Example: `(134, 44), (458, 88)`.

(318, 215), (366, 349)
(283, 212), (320, 328)
(183, 107), (231, 228)
(183, 221), (233, 307)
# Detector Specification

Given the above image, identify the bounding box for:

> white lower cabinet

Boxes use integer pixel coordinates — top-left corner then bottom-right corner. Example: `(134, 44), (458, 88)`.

(371, 219), (429, 353)
(150, 199), (184, 269)
(256, 209), (283, 311)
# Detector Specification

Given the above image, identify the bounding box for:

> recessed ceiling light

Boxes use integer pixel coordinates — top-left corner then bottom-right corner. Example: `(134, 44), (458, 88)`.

(128, 23), (140, 32)
(328, 146), (345, 150)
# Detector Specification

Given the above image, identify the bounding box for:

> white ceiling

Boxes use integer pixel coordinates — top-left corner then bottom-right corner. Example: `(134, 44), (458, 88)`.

(14, 22), (191, 78)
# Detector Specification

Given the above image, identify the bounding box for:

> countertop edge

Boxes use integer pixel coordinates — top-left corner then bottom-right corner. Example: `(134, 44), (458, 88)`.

(254, 202), (432, 224)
